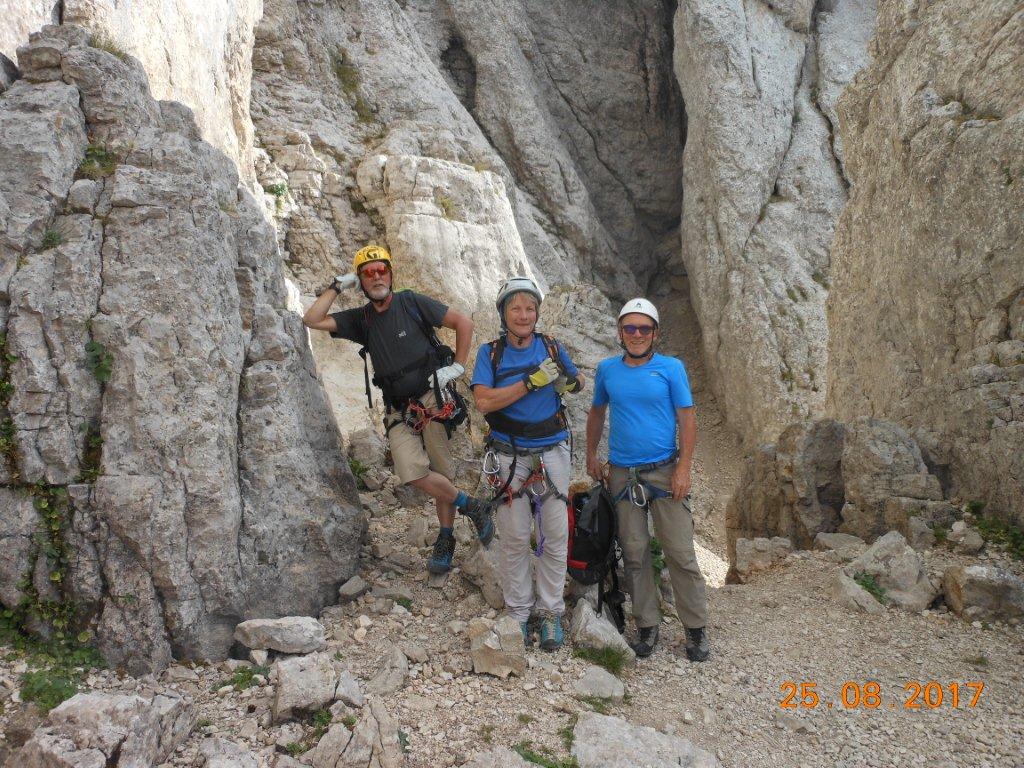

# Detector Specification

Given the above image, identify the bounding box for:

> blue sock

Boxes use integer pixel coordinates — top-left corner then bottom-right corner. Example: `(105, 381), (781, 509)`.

(453, 491), (469, 509)
(440, 526), (454, 538)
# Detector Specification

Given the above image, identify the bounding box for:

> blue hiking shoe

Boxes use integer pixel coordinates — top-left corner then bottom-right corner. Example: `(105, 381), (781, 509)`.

(461, 496), (495, 546)
(426, 532), (455, 575)
(538, 612), (564, 652)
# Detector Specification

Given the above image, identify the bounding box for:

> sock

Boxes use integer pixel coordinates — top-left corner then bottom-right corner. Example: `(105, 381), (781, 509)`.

(453, 491), (469, 509)
(440, 526), (454, 539)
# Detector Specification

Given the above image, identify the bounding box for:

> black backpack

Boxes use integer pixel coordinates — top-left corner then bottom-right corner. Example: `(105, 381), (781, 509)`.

(568, 483), (626, 632)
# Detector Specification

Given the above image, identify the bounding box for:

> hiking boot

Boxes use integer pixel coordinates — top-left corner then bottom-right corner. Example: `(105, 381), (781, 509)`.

(460, 496), (495, 546)
(538, 613), (564, 652)
(684, 626), (710, 662)
(632, 625), (659, 658)
(426, 532), (456, 574)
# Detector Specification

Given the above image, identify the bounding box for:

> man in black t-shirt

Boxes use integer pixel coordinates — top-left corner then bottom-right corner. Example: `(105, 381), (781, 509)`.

(304, 245), (494, 575)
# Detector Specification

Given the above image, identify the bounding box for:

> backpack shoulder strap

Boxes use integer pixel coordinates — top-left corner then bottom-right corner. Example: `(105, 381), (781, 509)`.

(489, 336), (506, 380)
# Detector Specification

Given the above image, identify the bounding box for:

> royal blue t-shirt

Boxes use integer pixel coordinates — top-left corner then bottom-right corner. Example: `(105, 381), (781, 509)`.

(592, 353), (693, 466)
(470, 335), (579, 448)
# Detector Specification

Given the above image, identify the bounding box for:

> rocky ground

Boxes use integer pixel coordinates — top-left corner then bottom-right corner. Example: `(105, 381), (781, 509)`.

(1, 289), (1022, 767)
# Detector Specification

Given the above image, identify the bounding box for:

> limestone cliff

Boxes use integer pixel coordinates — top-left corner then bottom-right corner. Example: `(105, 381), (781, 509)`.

(827, 0), (1024, 524)
(0, 26), (363, 673)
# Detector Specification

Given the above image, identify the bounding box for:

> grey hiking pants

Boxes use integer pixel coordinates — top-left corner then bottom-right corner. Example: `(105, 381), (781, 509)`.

(609, 463), (708, 629)
(494, 441), (571, 622)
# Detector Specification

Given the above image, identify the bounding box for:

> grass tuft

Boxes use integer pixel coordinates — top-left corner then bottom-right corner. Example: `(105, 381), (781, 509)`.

(435, 193), (457, 220)
(77, 144), (118, 180)
(853, 572), (887, 604)
(40, 228), (63, 250)
(513, 741), (579, 768)
(572, 645), (628, 677)
(974, 515), (1024, 560)
(332, 49), (361, 95)
(577, 695), (612, 715)
(88, 32), (129, 61)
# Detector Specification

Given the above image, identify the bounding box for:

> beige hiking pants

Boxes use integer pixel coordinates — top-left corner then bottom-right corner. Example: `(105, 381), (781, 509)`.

(494, 441), (571, 622)
(609, 463), (707, 629)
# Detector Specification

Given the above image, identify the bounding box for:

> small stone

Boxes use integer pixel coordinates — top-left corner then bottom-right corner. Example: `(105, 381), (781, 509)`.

(338, 575), (369, 603)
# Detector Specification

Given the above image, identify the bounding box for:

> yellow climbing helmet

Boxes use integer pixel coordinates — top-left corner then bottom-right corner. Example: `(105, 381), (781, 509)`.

(352, 244), (392, 273)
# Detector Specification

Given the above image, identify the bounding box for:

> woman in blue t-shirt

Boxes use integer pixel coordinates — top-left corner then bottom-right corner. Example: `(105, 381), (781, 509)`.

(471, 277), (586, 650)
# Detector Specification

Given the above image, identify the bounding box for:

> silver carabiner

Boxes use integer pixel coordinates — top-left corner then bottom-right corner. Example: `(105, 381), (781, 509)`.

(482, 449), (501, 477)
(628, 480), (647, 507)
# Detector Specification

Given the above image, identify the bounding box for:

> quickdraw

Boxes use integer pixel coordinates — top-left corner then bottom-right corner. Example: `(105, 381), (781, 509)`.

(613, 465), (692, 513)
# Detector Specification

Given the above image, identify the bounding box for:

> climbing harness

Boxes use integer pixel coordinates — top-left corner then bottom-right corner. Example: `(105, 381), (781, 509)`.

(483, 438), (568, 557)
(612, 451), (692, 512)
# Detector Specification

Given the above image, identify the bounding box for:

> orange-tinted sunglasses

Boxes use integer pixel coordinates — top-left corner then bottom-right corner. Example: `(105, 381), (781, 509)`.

(359, 264), (390, 279)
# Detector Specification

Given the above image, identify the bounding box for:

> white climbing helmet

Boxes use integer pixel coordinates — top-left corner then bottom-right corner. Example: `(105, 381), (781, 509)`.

(495, 276), (543, 314)
(618, 297), (659, 327)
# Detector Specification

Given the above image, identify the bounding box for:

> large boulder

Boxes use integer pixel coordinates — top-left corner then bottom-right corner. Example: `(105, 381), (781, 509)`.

(272, 652), (342, 723)
(841, 532), (938, 613)
(307, 700), (403, 768)
(727, 418), (953, 551)
(0, 26), (364, 673)
(468, 615), (526, 679)
(839, 419), (953, 540)
(732, 537), (792, 583)
(13, 691), (193, 768)
(943, 565), (1024, 623)
(233, 616), (327, 655)
(569, 600), (635, 667)
(572, 712), (720, 767)
(826, 0), (1024, 527)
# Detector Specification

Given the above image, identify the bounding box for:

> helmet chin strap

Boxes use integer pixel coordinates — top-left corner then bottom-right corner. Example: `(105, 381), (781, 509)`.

(619, 337), (655, 361)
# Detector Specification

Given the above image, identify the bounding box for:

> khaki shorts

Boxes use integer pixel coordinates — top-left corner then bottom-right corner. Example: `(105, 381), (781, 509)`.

(385, 391), (455, 484)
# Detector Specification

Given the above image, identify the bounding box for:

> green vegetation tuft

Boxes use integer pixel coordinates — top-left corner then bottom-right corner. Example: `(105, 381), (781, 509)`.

(435, 193), (457, 220)
(88, 32), (129, 61)
(332, 49), (361, 95)
(974, 515), (1024, 560)
(965, 654), (989, 668)
(348, 456), (369, 488)
(85, 341), (113, 383)
(40, 228), (63, 251)
(965, 500), (986, 516)
(396, 596), (412, 610)
(342, 714), (357, 730)
(353, 95), (375, 124)
(212, 664), (270, 692)
(558, 716), (577, 752)
(517, 713), (534, 724)
(572, 645), (629, 677)
(77, 144), (118, 180)
(811, 269), (829, 288)
(577, 695), (612, 715)
(853, 572), (887, 604)
(0, 614), (104, 713)
(513, 741), (579, 768)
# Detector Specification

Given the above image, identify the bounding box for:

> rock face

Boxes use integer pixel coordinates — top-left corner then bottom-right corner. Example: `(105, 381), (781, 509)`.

(827, 0), (1024, 525)
(0, 26), (363, 673)
(308, 701), (404, 768)
(673, 0), (876, 445)
(4, 1), (261, 173)
(572, 712), (720, 768)
(14, 691), (193, 768)
(728, 418), (952, 557)
(250, 0), (683, 299)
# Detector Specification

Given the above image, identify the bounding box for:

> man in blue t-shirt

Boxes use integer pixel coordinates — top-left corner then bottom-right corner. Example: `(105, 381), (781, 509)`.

(586, 298), (709, 662)
(471, 276), (585, 651)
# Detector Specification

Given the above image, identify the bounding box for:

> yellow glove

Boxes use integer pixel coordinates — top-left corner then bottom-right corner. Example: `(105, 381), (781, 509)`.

(554, 374), (580, 395)
(525, 358), (560, 391)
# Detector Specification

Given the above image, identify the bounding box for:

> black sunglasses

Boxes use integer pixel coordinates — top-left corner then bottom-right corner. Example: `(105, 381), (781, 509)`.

(621, 324), (655, 337)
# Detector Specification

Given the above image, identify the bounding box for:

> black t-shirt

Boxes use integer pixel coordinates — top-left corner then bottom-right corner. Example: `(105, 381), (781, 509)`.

(330, 290), (448, 401)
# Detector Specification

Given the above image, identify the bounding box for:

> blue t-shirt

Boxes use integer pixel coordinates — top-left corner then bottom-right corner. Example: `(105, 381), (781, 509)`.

(592, 353), (693, 466)
(470, 335), (579, 448)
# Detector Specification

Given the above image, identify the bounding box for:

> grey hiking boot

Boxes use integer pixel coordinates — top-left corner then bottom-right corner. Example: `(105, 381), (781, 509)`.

(426, 532), (456, 575)
(631, 625), (659, 658)
(684, 626), (710, 662)
(460, 496), (495, 546)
